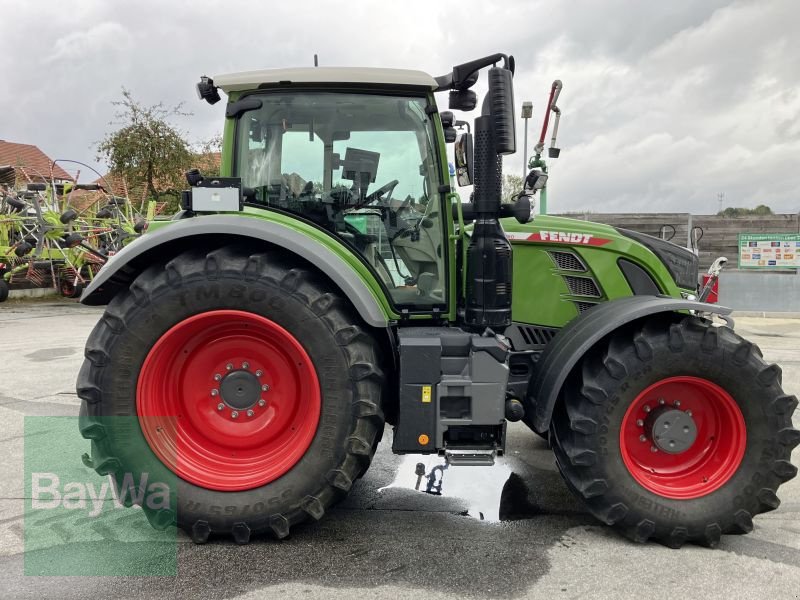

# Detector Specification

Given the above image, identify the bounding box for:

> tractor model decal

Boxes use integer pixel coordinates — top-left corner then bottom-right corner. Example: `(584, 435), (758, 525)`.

(506, 231), (611, 246)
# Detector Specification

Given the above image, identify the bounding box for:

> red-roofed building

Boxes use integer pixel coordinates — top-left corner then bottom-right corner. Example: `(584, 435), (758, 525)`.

(0, 140), (73, 184)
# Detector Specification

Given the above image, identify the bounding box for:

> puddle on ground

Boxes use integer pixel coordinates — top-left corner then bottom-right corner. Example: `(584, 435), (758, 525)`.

(24, 347), (77, 362)
(379, 454), (517, 522)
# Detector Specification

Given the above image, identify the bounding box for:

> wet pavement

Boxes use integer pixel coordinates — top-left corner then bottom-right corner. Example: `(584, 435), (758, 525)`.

(0, 299), (799, 599)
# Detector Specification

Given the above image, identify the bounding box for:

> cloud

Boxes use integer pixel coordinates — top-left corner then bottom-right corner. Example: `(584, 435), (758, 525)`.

(1, 0), (798, 213)
(44, 22), (132, 63)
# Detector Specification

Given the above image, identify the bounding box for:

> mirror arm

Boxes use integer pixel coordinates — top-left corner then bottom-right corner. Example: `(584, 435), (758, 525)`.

(435, 53), (513, 91)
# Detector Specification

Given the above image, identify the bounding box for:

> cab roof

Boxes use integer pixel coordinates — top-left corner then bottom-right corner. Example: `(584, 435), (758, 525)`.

(213, 67), (438, 93)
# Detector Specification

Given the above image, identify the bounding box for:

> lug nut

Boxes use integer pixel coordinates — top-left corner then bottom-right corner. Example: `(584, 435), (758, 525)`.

(674, 400), (681, 407)
(211, 389), (219, 397)
(643, 405), (651, 413)
(226, 363), (233, 371)
(261, 384), (270, 392)
(639, 434), (647, 442)
(650, 446), (658, 453)
(658, 398), (665, 405)
(214, 373), (222, 382)
(246, 409), (254, 417)
(231, 411), (239, 419)
(258, 399), (266, 407)
(242, 362), (249, 369)
(686, 410), (693, 417)
(217, 403), (224, 411)
(636, 419), (644, 427)
(255, 370), (263, 377)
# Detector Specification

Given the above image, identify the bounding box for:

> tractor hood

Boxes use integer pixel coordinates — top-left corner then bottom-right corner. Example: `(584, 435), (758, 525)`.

(501, 215), (694, 295)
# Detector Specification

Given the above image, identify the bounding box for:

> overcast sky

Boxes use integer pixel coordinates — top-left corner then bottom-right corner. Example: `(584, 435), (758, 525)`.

(2, 0), (798, 214)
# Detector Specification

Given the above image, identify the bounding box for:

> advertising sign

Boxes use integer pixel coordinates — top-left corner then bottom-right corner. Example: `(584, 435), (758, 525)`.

(738, 233), (800, 269)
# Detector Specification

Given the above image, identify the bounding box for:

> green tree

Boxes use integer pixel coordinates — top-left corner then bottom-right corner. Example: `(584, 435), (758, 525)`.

(502, 173), (524, 203)
(194, 133), (223, 177)
(97, 89), (193, 201)
(718, 205), (773, 217)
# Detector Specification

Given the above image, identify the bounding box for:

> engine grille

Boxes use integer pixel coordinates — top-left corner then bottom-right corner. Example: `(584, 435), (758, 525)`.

(564, 275), (602, 297)
(549, 251), (586, 272)
(518, 325), (559, 346)
(574, 301), (599, 313)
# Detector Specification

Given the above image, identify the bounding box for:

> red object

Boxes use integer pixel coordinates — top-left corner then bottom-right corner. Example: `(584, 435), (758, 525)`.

(538, 84), (558, 146)
(702, 275), (719, 303)
(619, 376), (746, 499)
(137, 309), (321, 491)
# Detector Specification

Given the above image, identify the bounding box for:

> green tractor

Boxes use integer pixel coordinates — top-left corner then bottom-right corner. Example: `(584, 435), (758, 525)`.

(77, 54), (798, 548)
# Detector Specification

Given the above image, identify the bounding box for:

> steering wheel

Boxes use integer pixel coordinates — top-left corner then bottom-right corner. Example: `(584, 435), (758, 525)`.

(364, 179), (399, 204)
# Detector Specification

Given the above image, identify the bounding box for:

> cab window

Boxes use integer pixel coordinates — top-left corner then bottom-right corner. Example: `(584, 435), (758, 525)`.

(235, 92), (445, 309)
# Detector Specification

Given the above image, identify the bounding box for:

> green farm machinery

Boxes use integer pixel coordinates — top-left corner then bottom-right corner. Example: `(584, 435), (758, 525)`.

(77, 54), (798, 547)
(0, 168), (147, 301)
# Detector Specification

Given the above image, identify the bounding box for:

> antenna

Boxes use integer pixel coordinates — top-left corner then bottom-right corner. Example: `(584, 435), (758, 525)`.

(717, 191), (725, 213)
(314, 54), (319, 67)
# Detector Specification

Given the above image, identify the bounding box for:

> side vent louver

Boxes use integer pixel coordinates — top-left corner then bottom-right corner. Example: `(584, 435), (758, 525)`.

(549, 251), (586, 272)
(574, 301), (599, 313)
(563, 275), (601, 298)
(518, 325), (559, 346)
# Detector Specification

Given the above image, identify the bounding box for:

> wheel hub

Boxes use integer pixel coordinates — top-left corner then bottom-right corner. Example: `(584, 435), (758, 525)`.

(136, 309), (321, 491)
(619, 376), (746, 499)
(647, 407), (697, 454)
(220, 369), (262, 410)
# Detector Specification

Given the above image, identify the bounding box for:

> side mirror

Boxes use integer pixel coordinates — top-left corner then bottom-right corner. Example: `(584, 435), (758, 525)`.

(444, 127), (457, 143)
(454, 132), (474, 186)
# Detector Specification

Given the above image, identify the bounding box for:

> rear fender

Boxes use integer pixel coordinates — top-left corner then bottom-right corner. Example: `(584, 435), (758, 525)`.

(526, 295), (732, 433)
(80, 215), (391, 328)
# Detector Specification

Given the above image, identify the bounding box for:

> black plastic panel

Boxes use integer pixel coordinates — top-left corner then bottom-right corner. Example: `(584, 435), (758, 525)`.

(618, 258), (661, 295)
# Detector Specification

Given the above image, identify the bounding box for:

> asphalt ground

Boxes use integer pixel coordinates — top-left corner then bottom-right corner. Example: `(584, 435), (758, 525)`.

(0, 299), (798, 599)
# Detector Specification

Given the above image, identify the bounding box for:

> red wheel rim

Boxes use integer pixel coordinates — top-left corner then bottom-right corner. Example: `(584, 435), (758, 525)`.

(137, 310), (321, 491)
(619, 376), (746, 499)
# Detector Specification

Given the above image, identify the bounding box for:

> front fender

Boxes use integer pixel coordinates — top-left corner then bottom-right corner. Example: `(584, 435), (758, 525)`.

(81, 215), (392, 328)
(526, 295), (732, 433)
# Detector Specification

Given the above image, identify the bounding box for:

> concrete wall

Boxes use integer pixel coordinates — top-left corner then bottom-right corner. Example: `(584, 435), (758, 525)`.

(562, 212), (800, 270)
(559, 212), (800, 313)
(718, 271), (800, 312)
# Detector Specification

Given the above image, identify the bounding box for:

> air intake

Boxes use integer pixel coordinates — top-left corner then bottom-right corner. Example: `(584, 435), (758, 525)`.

(549, 251), (586, 272)
(564, 275), (601, 298)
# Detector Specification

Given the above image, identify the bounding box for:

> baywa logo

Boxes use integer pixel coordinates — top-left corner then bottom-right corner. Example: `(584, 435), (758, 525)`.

(24, 416), (177, 576)
(31, 471), (171, 518)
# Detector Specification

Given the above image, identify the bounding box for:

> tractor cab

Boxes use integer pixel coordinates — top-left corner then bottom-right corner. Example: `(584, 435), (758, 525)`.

(217, 69), (450, 310)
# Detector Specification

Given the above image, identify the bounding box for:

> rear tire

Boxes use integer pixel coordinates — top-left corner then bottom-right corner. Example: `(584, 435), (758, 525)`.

(550, 316), (799, 547)
(77, 246), (385, 543)
(0, 279), (8, 303)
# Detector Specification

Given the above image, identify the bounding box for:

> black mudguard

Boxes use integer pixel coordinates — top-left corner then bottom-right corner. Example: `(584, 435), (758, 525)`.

(526, 295), (733, 433)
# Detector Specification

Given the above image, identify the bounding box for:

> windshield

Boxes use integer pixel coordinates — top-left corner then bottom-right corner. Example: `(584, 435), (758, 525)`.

(234, 91), (446, 308)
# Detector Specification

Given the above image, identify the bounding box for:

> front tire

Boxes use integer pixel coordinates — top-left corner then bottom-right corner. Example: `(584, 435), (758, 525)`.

(550, 315), (799, 547)
(77, 246), (385, 543)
